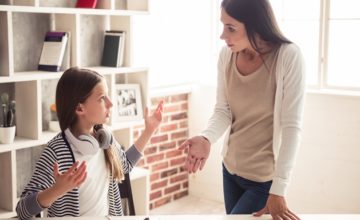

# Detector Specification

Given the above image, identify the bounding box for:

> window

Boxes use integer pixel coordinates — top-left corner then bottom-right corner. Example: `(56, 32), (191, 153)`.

(271, 0), (360, 90)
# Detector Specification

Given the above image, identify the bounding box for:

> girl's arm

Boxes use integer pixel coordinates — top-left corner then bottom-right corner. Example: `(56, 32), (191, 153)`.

(134, 101), (164, 153)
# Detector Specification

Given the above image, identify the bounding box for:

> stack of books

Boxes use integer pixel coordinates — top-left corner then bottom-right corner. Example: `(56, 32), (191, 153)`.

(101, 30), (126, 67)
(38, 31), (69, 72)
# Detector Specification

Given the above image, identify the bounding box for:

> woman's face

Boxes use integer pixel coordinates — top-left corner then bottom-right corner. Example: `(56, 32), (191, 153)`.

(80, 79), (113, 126)
(220, 8), (251, 52)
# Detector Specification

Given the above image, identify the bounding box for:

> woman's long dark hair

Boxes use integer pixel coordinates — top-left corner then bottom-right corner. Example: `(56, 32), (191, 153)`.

(56, 67), (124, 182)
(221, 0), (291, 54)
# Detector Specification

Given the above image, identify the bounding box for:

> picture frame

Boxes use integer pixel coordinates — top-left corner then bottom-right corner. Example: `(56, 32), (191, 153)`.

(114, 84), (143, 122)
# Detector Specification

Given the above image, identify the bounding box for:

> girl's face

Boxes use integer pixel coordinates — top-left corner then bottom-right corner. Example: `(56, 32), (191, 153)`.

(79, 79), (113, 126)
(220, 8), (251, 52)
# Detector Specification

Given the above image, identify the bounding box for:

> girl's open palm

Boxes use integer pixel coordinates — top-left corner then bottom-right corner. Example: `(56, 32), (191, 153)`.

(144, 101), (164, 132)
(53, 161), (87, 196)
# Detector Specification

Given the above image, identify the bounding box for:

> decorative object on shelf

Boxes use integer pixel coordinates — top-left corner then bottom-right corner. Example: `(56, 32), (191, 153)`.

(76, 0), (98, 8)
(0, 92), (16, 144)
(49, 103), (60, 132)
(114, 84), (143, 122)
(38, 31), (69, 72)
(101, 30), (126, 67)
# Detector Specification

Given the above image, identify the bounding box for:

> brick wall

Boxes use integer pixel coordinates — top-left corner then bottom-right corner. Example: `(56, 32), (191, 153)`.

(133, 93), (189, 210)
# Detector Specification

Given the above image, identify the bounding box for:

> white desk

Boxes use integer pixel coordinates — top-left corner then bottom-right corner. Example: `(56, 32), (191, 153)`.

(1, 214), (360, 220)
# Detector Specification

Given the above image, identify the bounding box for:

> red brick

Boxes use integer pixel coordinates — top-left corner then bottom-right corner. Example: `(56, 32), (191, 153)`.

(153, 196), (172, 208)
(136, 159), (145, 167)
(183, 181), (188, 188)
(181, 103), (188, 111)
(144, 146), (157, 155)
(177, 139), (187, 147)
(170, 94), (188, 102)
(166, 150), (183, 158)
(149, 203), (153, 210)
(173, 190), (188, 200)
(150, 190), (162, 201)
(179, 120), (188, 128)
(151, 161), (168, 172)
(150, 173), (160, 182)
(164, 184), (181, 195)
(162, 116), (170, 123)
(164, 105), (181, 113)
(147, 153), (165, 164)
(170, 173), (188, 183)
(159, 141), (176, 151)
(170, 113), (187, 121)
(171, 131), (188, 139)
(160, 123), (178, 132)
(160, 168), (178, 178)
(151, 179), (168, 190)
(150, 134), (168, 144)
(170, 157), (186, 166)
(151, 97), (169, 106)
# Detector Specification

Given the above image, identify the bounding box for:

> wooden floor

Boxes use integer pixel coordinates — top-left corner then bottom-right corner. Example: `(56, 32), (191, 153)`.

(149, 195), (225, 215)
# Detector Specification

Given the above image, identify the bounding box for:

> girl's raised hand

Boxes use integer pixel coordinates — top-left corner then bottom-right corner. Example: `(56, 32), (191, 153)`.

(144, 100), (164, 133)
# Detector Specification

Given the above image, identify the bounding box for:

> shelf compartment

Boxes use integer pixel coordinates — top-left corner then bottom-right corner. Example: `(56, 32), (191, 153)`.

(0, 151), (16, 212)
(12, 12), (50, 73)
(0, 11), (13, 76)
(16, 145), (45, 197)
(15, 80), (41, 140)
(41, 79), (58, 132)
(0, 67), (148, 83)
(0, 5), (149, 16)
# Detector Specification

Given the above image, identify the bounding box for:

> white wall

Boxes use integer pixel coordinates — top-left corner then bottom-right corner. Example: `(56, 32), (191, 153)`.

(189, 89), (360, 213)
(131, 0), (214, 88)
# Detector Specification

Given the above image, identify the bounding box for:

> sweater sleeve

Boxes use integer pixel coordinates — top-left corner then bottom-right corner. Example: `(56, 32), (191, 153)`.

(114, 140), (142, 174)
(16, 146), (57, 220)
(270, 44), (306, 196)
(200, 46), (232, 144)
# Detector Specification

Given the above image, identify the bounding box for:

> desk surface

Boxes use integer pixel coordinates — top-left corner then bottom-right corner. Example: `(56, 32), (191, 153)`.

(2, 214), (360, 220)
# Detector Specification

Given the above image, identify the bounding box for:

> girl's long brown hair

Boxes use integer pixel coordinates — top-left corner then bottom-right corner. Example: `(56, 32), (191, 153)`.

(56, 67), (124, 182)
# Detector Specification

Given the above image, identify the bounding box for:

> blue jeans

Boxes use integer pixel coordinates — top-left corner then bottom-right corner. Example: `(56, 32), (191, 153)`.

(222, 163), (272, 214)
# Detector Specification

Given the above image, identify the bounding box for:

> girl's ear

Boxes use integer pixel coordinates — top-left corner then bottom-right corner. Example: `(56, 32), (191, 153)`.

(75, 104), (85, 115)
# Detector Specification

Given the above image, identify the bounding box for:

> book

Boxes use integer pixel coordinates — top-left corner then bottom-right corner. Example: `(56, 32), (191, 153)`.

(101, 30), (125, 67)
(38, 32), (68, 72)
(76, 0), (97, 8)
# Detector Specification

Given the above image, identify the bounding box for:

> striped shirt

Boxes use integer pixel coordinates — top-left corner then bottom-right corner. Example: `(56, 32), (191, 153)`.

(16, 132), (142, 220)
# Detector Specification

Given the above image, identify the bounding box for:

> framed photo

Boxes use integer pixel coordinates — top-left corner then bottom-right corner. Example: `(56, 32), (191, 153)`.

(114, 84), (143, 122)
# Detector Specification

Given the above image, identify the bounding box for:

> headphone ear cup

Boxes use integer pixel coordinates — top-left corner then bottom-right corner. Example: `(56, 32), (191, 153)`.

(78, 134), (100, 150)
(95, 128), (113, 149)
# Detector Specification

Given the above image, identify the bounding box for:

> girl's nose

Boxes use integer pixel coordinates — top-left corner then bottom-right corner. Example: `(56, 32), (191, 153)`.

(106, 97), (113, 108)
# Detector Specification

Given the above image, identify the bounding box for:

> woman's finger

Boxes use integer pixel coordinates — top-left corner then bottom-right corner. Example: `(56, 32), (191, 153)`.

(192, 158), (201, 173)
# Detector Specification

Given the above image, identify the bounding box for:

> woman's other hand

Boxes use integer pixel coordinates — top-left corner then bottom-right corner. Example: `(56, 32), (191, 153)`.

(179, 136), (211, 173)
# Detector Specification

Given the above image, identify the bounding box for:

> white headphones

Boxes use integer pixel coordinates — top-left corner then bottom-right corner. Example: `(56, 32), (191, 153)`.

(64, 125), (113, 155)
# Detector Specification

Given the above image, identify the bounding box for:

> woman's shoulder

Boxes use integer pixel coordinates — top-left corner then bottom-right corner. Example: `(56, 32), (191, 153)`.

(278, 43), (302, 58)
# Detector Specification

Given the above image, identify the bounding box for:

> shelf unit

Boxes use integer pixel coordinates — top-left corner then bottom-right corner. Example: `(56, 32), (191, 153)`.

(0, 0), (150, 217)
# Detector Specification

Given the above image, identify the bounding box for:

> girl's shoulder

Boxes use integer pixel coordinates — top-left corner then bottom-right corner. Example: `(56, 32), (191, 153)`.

(46, 132), (71, 154)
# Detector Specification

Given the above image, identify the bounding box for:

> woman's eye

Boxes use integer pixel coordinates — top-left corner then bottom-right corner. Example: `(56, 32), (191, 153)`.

(228, 27), (235, 32)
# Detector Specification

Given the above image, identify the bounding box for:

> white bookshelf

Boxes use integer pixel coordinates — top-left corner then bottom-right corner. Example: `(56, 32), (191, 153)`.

(0, 0), (150, 217)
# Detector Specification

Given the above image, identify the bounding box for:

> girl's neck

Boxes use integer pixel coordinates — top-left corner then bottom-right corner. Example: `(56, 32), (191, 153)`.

(70, 122), (94, 137)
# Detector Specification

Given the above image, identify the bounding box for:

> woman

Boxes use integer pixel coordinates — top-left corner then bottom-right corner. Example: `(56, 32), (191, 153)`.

(180, 0), (305, 219)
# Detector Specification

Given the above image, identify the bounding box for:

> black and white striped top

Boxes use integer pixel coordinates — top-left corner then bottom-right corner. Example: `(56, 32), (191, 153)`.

(16, 132), (142, 220)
